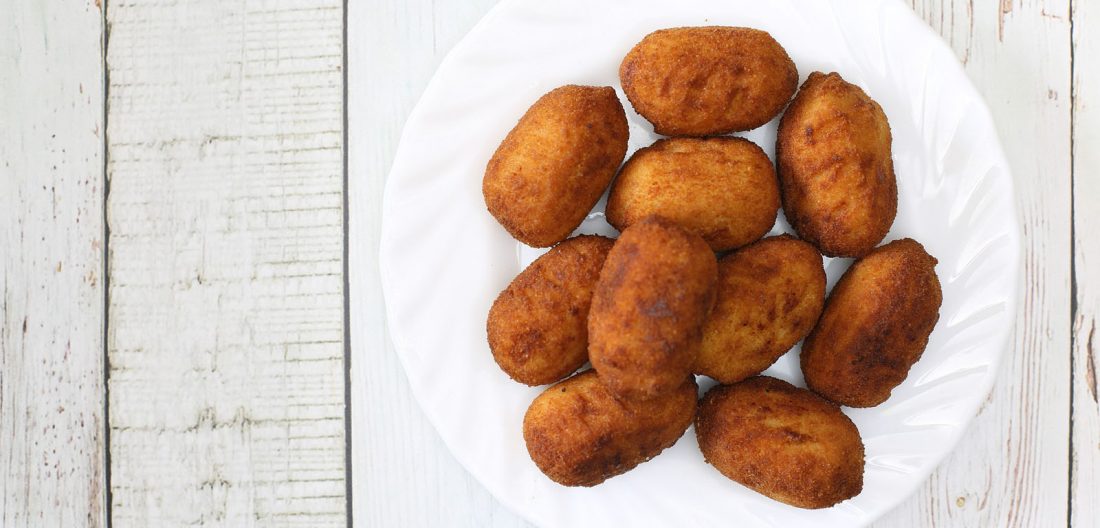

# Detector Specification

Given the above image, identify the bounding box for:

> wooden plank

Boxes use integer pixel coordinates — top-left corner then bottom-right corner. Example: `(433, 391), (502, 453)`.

(0, 0), (106, 526)
(875, 0), (1074, 526)
(1071, 0), (1100, 523)
(105, 1), (346, 525)
(348, 0), (530, 526)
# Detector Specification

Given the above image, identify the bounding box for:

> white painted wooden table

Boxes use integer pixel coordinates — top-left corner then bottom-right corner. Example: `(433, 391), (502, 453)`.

(1, 0), (1096, 526)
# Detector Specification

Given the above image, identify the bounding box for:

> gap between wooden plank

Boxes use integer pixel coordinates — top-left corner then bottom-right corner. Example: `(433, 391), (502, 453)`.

(342, 0), (354, 524)
(101, 0), (113, 525)
(1068, 0), (1077, 523)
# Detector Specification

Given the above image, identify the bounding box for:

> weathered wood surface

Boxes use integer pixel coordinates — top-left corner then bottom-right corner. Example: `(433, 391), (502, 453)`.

(0, 0), (107, 526)
(1, 0), (1094, 525)
(105, 0), (347, 525)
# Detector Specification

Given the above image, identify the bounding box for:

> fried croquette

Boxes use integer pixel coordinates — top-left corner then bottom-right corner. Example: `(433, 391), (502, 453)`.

(776, 72), (897, 257)
(588, 216), (717, 401)
(695, 376), (865, 509)
(523, 370), (697, 486)
(620, 27), (798, 136)
(487, 235), (616, 386)
(483, 85), (629, 247)
(695, 236), (825, 383)
(801, 238), (942, 407)
(606, 137), (780, 252)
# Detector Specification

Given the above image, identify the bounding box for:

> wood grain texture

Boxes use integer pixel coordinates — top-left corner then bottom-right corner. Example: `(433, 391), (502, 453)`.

(348, 0), (528, 526)
(0, 0), (106, 525)
(105, 1), (346, 525)
(876, 0), (1074, 525)
(1071, 0), (1100, 523)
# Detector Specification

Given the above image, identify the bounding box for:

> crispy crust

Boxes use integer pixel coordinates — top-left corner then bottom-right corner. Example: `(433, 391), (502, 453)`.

(619, 26), (798, 136)
(483, 85), (629, 247)
(776, 72), (897, 257)
(695, 376), (865, 509)
(694, 236), (826, 383)
(487, 235), (616, 386)
(523, 371), (697, 487)
(588, 216), (717, 401)
(606, 137), (779, 252)
(801, 238), (942, 407)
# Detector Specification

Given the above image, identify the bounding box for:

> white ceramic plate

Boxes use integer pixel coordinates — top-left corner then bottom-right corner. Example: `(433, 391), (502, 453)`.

(378, 0), (1020, 526)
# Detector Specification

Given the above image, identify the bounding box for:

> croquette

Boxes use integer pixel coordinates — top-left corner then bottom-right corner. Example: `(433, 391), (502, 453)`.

(695, 376), (865, 508)
(606, 137), (779, 252)
(588, 216), (717, 401)
(487, 235), (616, 386)
(483, 85), (629, 247)
(523, 370), (697, 486)
(776, 72), (897, 257)
(620, 27), (798, 136)
(801, 238), (942, 407)
(695, 236), (826, 383)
